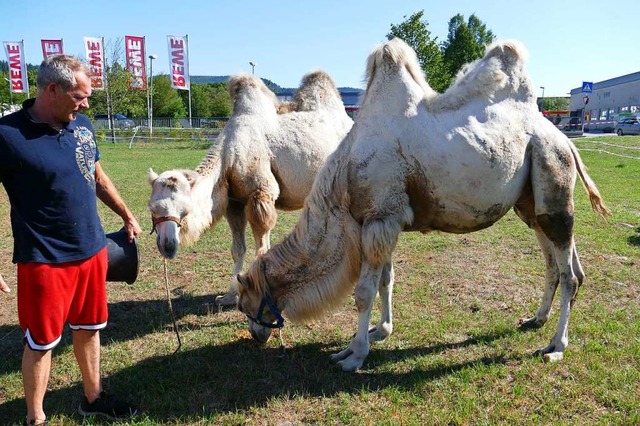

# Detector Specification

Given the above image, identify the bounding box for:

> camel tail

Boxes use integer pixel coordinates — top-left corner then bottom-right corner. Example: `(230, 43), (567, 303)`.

(569, 141), (612, 217)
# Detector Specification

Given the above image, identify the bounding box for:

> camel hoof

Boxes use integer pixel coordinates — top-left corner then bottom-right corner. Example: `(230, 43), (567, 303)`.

(215, 293), (239, 307)
(519, 316), (544, 330)
(543, 352), (564, 363)
(330, 348), (353, 363)
(368, 325), (391, 342)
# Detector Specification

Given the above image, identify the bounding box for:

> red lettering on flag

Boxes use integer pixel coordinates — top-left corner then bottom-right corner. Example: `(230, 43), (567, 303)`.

(125, 36), (146, 89)
(171, 48), (186, 88)
(167, 36), (189, 90)
(85, 41), (104, 88)
(8, 49), (24, 90)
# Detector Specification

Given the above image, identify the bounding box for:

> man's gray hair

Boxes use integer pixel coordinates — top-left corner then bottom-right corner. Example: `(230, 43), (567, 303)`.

(36, 55), (90, 93)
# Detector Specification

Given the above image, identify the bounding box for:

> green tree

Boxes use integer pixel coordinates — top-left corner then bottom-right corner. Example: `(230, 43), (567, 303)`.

(151, 74), (187, 118)
(180, 82), (232, 118)
(387, 11), (450, 93)
(87, 62), (146, 118)
(209, 83), (232, 117)
(188, 83), (212, 117)
(442, 14), (495, 78)
(0, 68), (37, 111)
(540, 97), (570, 112)
(84, 38), (148, 119)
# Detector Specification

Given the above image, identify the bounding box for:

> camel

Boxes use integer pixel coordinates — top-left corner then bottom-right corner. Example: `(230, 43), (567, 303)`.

(148, 71), (353, 306)
(236, 38), (611, 371)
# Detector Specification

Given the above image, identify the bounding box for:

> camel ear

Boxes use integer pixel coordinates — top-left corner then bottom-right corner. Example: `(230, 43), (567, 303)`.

(182, 170), (199, 189)
(237, 274), (249, 288)
(148, 168), (159, 185)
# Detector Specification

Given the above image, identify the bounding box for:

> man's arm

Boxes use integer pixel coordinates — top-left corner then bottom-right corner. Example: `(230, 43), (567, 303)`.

(94, 161), (142, 241)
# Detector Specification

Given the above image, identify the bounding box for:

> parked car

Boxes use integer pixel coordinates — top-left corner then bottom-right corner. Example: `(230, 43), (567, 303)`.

(614, 116), (640, 136)
(94, 113), (135, 129)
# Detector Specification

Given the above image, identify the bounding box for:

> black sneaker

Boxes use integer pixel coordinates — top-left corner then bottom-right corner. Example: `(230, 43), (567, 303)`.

(77, 390), (138, 419)
(23, 420), (47, 426)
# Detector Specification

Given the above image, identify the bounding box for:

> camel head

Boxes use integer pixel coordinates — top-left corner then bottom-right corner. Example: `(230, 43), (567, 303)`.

(236, 259), (282, 344)
(147, 167), (200, 259)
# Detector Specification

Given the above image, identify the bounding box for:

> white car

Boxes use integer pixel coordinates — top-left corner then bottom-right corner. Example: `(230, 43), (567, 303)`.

(615, 117), (640, 136)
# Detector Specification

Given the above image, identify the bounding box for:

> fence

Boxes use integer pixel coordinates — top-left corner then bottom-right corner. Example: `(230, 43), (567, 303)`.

(93, 116), (229, 130)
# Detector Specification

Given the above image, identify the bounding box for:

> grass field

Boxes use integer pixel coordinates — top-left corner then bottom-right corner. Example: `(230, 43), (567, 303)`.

(0, 135), (638, 425)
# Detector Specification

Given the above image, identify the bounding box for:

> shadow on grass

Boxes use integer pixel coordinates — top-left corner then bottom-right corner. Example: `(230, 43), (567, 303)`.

(0, 320), (534, 423)
(628, 227), (640, 246)
(0, 294), (228, 378)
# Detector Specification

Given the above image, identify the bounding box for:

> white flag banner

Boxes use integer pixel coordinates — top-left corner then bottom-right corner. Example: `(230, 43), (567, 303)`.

(3, 41), (29, 93)
(83, 36), (105, 90)
(167, 35), (190, 90)
(41, 39), (64, 59)
(125, 35), (147, 90)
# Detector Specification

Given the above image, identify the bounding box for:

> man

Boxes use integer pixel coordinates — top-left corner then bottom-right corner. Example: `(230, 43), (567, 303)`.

(0, 55), (142, 425)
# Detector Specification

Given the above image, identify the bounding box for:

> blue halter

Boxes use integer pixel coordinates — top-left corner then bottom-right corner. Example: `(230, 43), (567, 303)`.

(245, 261), (285, 329)
(246, 291), (285, 329)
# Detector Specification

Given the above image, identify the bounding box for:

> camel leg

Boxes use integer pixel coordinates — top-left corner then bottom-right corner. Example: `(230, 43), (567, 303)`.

(251, 227), (271, 257)
(536, 223), (584, 361)
(330, 219), (400, 371)
(523, 140), (584, 361)
(246, 192), (277, 257)
(535, 230), (580, 362)
(571, 245), (585, 304)
(368, 261), (394, 342)
(520, 226), (585, 330)
(520, 227), (559, 328)
(329, 261), (382, 371)
(216, 202), (247, 306)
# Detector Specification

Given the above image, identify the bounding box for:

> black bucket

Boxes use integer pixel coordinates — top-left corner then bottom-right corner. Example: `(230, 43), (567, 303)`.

(105, 229), (139, 284)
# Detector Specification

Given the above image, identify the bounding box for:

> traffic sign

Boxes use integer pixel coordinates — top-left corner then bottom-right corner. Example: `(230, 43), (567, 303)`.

(582, 81), (593, 93)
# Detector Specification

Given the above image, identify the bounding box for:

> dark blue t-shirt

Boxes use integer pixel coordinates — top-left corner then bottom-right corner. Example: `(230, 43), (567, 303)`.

(0, 99), (106, 263)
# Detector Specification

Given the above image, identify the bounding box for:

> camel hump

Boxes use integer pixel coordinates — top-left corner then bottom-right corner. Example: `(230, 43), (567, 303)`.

(365, 37), (436, 101)
(484, 39), (528, 70)
(380, 37), (417, 67)
(288, 70), (342, 112)
(227, 73), (275, 102)
(366, 37), (418, 77)
(300, 70), (337, 90)
(430, 39), (534, 111)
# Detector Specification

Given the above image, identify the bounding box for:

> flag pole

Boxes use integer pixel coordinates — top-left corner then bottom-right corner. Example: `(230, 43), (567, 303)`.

(23, 40), (30, 97)
(186, 34), (192, 128)
(102, 37), (115, 143)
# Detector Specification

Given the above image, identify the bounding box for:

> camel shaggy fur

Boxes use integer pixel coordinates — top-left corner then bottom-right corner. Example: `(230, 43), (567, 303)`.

(236, 38), (610, 371)
(148, 71), (353, 305)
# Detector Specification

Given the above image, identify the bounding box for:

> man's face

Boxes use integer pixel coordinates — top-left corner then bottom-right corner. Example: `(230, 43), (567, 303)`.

(53, 71), (92, 123)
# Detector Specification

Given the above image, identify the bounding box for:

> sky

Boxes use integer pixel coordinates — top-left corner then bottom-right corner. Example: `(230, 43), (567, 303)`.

(1, 0), (637, 97)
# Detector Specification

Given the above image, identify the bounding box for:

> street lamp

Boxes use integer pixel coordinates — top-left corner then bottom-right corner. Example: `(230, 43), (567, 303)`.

(539, 86), (545, 111)
(249, 61), (256, 75)
(3, 77), (13, 108)
(148, 54), (157, 136)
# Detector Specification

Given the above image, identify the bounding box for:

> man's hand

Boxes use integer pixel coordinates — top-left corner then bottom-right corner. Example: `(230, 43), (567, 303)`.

(0, 273), (11, 293)
(124, 217), (143, 243)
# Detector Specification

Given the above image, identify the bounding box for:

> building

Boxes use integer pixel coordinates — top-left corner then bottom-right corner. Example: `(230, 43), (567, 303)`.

(568, 71), (640, 132)
(276, 87), (363, 117)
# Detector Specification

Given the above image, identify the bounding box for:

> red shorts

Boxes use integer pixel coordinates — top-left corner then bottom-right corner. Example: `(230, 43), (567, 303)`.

(17, 247), (108, 351)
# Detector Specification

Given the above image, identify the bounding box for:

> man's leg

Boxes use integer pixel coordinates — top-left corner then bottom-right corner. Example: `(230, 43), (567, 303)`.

(22, 346), (51, 424)
(73, 329), (102, 403)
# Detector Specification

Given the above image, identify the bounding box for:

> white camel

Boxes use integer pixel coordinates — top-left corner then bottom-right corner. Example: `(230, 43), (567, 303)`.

(148, 71), (353, 306)
(236, 38), (611, 371)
